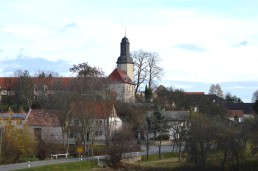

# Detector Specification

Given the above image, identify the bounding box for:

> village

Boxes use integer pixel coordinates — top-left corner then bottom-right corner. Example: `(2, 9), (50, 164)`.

(0, 36), (257, 171)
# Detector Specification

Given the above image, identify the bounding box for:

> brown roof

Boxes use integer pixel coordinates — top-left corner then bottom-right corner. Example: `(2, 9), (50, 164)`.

(0, 77), (74, 90)
(71, 101), (115, 119)
(26, 109), (60, 126)
(0, 77), (17, 90)
(227, 110), (243, 118)
(108, 68), (134, 85)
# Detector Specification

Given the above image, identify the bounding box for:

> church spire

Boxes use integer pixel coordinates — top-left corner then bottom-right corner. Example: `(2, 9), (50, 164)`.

(116, 36), (133, 64)
(116, 35), (134, 82)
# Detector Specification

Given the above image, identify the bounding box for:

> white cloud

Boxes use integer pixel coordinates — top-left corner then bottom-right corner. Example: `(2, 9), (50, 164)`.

(0, 0), (257, 86)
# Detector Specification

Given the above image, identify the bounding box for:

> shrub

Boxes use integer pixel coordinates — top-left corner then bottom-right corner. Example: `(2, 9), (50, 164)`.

(154, 134), (169, 140)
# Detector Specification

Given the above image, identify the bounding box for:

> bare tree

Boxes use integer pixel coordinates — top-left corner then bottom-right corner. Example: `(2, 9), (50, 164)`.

(131, 50), (163, 92)
(146, 52), (164, 89)
(70, 100), (95, 156)
(208, 83), (223, 98)
(108, 125), (135, 166)
(131, 50), (148, 95)
(14, 70), (34, 110)
(46, 90), (77, 153)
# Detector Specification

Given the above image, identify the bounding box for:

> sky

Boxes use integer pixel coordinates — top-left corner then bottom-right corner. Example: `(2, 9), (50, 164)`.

(0, 0), (258, 102)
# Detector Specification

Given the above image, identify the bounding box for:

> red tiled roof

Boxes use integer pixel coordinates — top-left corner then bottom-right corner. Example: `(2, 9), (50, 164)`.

(0, 77), (17, 90)
(0, 77), (74, 90)
(227, 110), (243, 118)
(71, 101), (115, 119)
(108, 69), (134, 85)
(26, 109), (60, 126)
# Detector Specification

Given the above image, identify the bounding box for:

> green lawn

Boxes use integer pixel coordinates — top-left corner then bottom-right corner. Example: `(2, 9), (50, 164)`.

(15, 152), (258, 171)
(16, 161), (98, 171)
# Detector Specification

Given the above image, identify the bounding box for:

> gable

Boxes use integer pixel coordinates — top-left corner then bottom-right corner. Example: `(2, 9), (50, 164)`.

(25, 109), (60, 127)
(108, 68), (134, 85)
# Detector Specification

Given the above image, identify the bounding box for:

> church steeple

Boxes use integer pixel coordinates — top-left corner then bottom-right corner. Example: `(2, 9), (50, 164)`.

(117, 37), (133, 64)
(116, 36), (134, 81)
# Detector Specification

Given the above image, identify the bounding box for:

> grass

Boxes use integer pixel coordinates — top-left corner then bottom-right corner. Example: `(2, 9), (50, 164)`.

(13, 153), (258, 171)
(16, 161), (98, 171)
(141, 152), (179, 161)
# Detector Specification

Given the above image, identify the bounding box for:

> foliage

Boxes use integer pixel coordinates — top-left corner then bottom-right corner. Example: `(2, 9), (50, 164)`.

(186, 112), (217, 170)
(36, 140), (47, 160)
(154, 134), (169, 140)
(253, 100), (258, 114)
(225, 92), (243, 103)
(115, 102), (147, 131)
(0, 123), (36, 164)
(147, 106), (170, 160)
(141, 152), (179, 161)
(252, 89), (258, 102)
(70, 62), (104, 78)
(34, 70), (59, 78)
(108, 125), (135, 166)
(145, 85), (153, 102)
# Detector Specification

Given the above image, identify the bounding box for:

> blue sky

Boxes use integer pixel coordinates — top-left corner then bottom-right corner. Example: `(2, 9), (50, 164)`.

(0, 0), (258, 102)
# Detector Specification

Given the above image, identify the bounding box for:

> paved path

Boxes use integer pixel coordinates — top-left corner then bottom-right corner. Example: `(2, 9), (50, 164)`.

(0, 145), (179, 171)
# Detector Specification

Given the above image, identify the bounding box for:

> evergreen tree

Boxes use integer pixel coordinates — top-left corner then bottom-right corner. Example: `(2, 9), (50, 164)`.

(144, 85), (153, 102)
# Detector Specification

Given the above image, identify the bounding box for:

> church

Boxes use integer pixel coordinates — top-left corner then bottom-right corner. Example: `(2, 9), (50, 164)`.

(108, 36), (135, 102)
(0, 36), (135, 103)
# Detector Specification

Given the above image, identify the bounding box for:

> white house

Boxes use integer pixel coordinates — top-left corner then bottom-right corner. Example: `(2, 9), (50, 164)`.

(146, 110), (189, 140)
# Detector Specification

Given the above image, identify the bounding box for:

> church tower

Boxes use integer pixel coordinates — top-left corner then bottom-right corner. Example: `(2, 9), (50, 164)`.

(116, 36), (134, 82)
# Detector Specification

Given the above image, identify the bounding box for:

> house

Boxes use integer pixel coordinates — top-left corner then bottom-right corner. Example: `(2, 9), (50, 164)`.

(70, 101), (122, 144)
(0, 77), (73, 102)
(24, 109), (62, 143)
(146, 110), (189, 140)
(0, 111), (27, 129)
(24, 102), (122, 144)
(225, 103), (255, 122)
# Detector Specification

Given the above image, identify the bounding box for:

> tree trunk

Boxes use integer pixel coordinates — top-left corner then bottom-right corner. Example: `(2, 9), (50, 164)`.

(221, 147), (227, 171)
(66, 128), (70, 154)
(62, 129), (66, 148)
(146, 132), (149, 160)
(179, 141), (182, 162)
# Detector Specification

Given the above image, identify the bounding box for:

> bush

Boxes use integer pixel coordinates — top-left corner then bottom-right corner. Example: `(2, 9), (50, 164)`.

(37, 140), (47, 160)
(154, 134), (169, 140)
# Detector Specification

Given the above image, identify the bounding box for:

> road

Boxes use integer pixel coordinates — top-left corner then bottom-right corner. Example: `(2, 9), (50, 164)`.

(0, 145), (180, 171)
